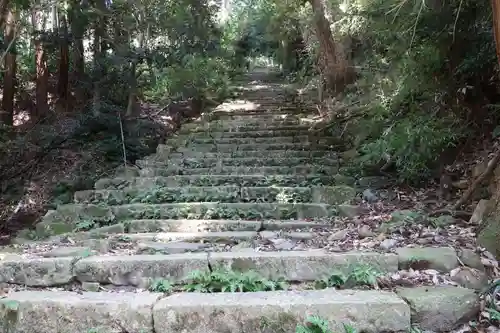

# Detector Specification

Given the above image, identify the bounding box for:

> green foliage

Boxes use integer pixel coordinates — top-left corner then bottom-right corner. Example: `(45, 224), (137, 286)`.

(314, 265), (382, 289)
(183, 268), (288, 293)
(149, 278), (173, 293)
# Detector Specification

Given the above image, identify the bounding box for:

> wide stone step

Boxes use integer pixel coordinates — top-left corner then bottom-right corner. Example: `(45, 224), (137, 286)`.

(173, 129), (312, 139)
(72, 251), (398, 286)
(181, 135), (317, 145)
(180, 124), (311, 134)
(0, 289), (411, 333)
(114, 230), (314, 243)
(153, 290), (411, 333)
(74, 186), (355, 206)
(38, 202), (335, 235)
(139, 165), (338, 177)
(94, 174), (354, 190)
(136, 156), (339, 168)
(173, 142), (335, 153)
(208, 111), (309, 120)
(161, 149), (335, 160)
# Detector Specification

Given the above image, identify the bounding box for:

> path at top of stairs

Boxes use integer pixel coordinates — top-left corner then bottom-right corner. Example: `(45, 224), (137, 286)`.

(0, 69), (483, 333)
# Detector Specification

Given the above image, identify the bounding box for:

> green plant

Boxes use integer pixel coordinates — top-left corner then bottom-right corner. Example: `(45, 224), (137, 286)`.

(149, 278), (173, 293)
(183, 268), (288, 293)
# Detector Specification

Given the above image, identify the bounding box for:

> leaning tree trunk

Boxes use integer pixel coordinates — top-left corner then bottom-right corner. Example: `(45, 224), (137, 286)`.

(57, 14), (70, 112)
(477, 0), (500, 258)
(308, 0), (353, 94)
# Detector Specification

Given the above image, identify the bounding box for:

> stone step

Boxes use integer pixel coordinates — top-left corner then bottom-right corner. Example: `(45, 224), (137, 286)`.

(35, 219), (333, 242)
(136, 156), (339, 168)
(38, 202), (335, 236)
(180, 135), (317, 145)
(0, 289), (411, 333)
(74, 186), (356, 205)
(173, 129), (313, 139)
(94, 174), (354, 190)
(71, 251), (398, 286)
(115, 230), (314, 243)
(209, 111), (309, 120)
(153, 290), (411, 333)
(139, 165), (338, 177)
(173, 142), (335, 153)
(160, 149), (335, 160)
(178, 125), (311, 135)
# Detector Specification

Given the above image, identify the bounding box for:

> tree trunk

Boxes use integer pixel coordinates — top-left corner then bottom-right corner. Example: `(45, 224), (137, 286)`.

(32, 7), (48, 119)
(57, 14), (69, 112)
(308, 0), (353, 94)
(477, 0), (500, 258)
(69, 0), (86, 106)
(1, 8), (16, 126)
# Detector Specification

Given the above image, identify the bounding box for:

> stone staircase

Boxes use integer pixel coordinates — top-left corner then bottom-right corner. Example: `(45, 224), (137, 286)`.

(0, 71), (483, 332)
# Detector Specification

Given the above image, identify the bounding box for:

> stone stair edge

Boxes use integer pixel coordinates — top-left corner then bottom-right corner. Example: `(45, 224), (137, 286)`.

(0, 288), (418, 333)
(73, 185), (357, 205)
(0, 246), (464, 288)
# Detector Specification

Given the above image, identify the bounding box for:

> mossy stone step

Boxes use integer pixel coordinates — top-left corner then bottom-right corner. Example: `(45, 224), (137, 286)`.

(139, 165), (339, 177)
(178, 125), (311, 136)
(74, 185), (356, 205)
(115, 230), (313, 243)
(208, 112), (309, 120)
(172, 129), (312, 139)
(72, 251), (398, 286)
(37, 202), (335, 236)
(136, 156), (339, 168)
(179, 135), (318, 145)
(161, 149), (335, 160)
(94, 174), (354, 190)
(153, 290), (410, 333)
(172, 142), (335, 153)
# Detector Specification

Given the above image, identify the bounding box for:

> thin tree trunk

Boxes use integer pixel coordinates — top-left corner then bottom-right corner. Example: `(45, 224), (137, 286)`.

(31, 7), (48, 119)
(69, 0), (85, 105)
(57, 14), (69, 112)
(1, 8), (16, 126)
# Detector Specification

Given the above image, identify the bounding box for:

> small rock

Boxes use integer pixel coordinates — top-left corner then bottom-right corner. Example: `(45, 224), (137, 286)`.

(380, 239), (398, 250)
(81, 281), (100, 292)
(40, 247), (92, 258)
(457, 248), (484, 271)
(452, 179), (469, 189)
(328, 230), (349, 241)
(362, 189), (378, 203)
(450, 267), (489, 291)
(469, 199), (489, 225)
(396, 286), (479, 332)
(358, 225), (375, 238)
(231, 241), (255, 252)
(396, 247), (458, 272)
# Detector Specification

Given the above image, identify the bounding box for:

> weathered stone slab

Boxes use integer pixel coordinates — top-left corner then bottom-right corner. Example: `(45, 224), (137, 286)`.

(95, 174), (337, 190)
(208, 251), (399, 281)
(182, 135), (315, 145)
(177, 142), (334, 153)
(0, 257), (74, 286)
(126, 219), (332, 233)
(396, 247), (458, 272)
(162, 149), (334, 159)
(139, 165), (339, 177)
(178, 123), (311, 134)
(396, 286), (479, 331)
(73, 254), (209, 287)
(174, 129), (312, 139)
(311, 186), (356, 204)
(153, 289), (411, 333)
(137, 156), (339, 169)
(0, 291), (161, 333)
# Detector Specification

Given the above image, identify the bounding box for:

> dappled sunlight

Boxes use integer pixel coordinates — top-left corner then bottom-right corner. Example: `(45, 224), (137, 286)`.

(214, 99), (260, 112)
(13, 110), (31, 127)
